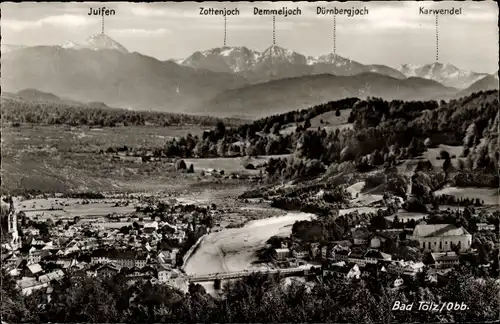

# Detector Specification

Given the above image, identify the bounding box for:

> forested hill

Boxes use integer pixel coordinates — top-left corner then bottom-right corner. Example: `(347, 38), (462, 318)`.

(158, 90), (498, 186)
(0, 95), (246, 127)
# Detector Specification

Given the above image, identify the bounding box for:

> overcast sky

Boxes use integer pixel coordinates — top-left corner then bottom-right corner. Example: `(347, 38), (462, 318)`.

(2, 1), (498, 73)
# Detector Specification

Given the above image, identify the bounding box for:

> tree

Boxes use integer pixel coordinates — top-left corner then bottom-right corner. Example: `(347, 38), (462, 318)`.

(370, 215), (390, 230)
(443, 157), (452, 173)
(215, 121), (226, 139)
(439, 150), (450, 160)
(175, 159), (187, 171)
(335, 108), (341, 117)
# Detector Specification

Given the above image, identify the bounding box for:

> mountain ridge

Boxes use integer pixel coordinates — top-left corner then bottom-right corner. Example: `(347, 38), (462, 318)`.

(398, 62), (488, 89)
(191, 72), (458, 119)
(181, 45), (486, 88)
(1, 44), (248, 113)
(181, 45), (407, 83)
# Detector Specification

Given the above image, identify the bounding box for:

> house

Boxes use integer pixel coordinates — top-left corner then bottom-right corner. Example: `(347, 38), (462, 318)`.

(392, 277), (404, 288)
(5, 254), (22, 268)
(333, 249), (351, 263)
(477, 223), (495, 231)
(369, 232), (391, 249)
(292, 247), (307, 259)
(27, 247), (46, 264)
(386, 260), (425, 275)
(126, 268), (155, 280)
(410, 224), (472, 252)
(158, 268), (173, 282)
(351, 230), (370, 245)
(332, 240), (352, 247)
(38, 269), (65, 284)
(309, 243), (320, 259)
(430, 252), (459, 269)
(323, 263), (361, 280)
(135, 254), (148, 268)
(173, 230), (186, 243)
(364, 249), (392, 263)
(158, 249), (178, 266)
(24, 263), (43, 277)
(144, 221), (159, 234)
(55, 259), (78, 269)
(16, 278), (49, 296)
(90, 250), (148, 269)
(273, 248), (290, 261)
(96, 263), (122, 278)
(348, 252), (369, 267)
(321, 245), (333, 260)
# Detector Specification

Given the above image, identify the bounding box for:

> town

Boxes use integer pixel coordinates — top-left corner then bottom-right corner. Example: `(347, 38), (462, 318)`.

(2, 177), (498, 298)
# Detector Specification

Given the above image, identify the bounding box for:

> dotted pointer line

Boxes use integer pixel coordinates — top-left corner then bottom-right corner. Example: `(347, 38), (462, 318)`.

(435, 14), (439, 61)
(224, 16), (227, 46)
(273, 16), (276, 45)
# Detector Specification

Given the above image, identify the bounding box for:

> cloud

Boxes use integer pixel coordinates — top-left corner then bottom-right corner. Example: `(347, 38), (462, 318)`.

(2, 14), (94, 31)
(129, 6), (169, 17)
(109, 28), (172, 37)
(129, 4), (202, 18)
(184, 19), (311, 31)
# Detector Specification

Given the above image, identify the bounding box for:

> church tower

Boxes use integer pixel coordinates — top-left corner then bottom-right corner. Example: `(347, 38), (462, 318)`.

(7, 197), (20, 250)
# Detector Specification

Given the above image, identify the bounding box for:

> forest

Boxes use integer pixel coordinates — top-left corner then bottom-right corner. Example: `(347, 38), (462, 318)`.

(153, 91), (499, 183)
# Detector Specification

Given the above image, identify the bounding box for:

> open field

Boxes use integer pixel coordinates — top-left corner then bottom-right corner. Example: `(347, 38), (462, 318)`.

(1, 150), (193, 194)
(183, 155), (289, 174)
(309, 108), (352, 128)
(279, 109), (353, 135)
(423, 145), (464, 168)
(14, 197), (140, 221)
(1, 124), (270, 195)
(2, 125), (205, 154)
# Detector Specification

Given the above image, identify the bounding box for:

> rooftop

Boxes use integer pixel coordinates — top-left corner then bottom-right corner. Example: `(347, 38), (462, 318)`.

(412, 224), (470, 238)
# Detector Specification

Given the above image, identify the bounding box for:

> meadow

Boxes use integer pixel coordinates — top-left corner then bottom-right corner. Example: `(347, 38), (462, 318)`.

(1, 124), (269, 195)
(2, 124), (205, 154)
(279, 108), (353, 135)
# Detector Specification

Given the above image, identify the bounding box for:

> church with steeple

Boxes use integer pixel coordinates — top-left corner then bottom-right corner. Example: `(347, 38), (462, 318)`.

(2, 197), (21, 251)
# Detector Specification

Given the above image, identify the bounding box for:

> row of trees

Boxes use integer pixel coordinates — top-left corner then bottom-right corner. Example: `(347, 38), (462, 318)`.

(2, 264), (499, 323)
(1, 98), (242, 127)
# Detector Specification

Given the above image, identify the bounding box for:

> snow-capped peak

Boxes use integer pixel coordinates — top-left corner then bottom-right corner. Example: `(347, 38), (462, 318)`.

(398, 62), (488, 88)
(257, 45), (307, 65)
(261, 44), (292, 58)
(181, 46), (261, 73)
(81, 34), (128, 53)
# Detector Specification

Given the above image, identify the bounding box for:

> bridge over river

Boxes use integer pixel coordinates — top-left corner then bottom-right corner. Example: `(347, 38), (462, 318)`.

(187, 266), (317, 283)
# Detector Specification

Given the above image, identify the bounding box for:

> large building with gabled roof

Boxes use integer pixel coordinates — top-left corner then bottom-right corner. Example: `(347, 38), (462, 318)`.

(410, 224), (472, 252)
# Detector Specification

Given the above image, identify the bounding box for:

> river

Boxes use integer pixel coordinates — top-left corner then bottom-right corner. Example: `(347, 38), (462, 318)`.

(183, 212), (315, 275)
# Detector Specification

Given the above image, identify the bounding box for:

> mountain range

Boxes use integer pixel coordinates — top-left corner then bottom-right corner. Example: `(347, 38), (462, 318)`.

(180, 45), (490, 89)
(181, 45), (407, 84)
(2, 34), (498, 118)
(1, 35), (248, 113)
